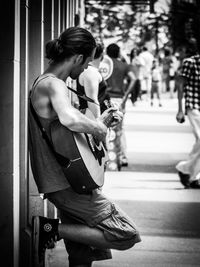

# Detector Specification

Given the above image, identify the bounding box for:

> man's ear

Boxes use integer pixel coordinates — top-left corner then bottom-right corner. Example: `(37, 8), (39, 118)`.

(74, 54), (84, 65)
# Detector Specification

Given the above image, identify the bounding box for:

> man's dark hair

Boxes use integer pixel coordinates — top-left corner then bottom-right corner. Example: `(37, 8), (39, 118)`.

(186, 38), (199, 57)
(164, 48), (171, 57)
(46, 27), (96, 63)
(94, 42), (104, 59)
(106, 43), (120, 58)
(130, 48), (140, 62)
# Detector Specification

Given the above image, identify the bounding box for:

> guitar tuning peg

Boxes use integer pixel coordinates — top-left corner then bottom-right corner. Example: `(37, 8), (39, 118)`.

(103, 99), (113, 109)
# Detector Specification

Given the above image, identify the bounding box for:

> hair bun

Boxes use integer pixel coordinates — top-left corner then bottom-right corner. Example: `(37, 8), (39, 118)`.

(55, 38), (64, 54)
(45, 27), (96, 63)
(46, 38), (63, 60)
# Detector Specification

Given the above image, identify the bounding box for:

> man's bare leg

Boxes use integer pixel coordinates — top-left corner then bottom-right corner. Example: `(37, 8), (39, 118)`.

(32, 216), (139, 266)
(58, 223), (133, 250)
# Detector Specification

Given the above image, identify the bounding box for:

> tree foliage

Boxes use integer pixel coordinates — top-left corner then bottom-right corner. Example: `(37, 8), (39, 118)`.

(85, 0), (172, 54)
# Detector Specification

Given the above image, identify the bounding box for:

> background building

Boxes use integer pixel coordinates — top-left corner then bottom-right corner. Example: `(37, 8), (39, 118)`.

(0, 1), (82, 266)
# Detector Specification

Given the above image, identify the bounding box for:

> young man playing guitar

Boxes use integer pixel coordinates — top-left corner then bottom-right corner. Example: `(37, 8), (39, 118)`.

(29, 27), (141, 267)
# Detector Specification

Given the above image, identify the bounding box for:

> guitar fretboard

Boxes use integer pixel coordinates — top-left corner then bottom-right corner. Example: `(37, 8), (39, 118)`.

(104, 112), (114, 127)
(103, 99), (115, 128)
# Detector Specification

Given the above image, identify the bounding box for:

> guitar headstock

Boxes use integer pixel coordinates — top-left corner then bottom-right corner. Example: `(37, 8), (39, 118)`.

(103, 99), (113, 109)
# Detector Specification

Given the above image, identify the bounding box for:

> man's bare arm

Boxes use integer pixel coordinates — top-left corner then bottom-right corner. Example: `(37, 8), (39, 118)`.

(121, 71), (136, 111)
(49, 78), (119, 141)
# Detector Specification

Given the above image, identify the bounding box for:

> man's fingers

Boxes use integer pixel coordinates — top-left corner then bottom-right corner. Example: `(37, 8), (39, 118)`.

(107, 106), (118, 113)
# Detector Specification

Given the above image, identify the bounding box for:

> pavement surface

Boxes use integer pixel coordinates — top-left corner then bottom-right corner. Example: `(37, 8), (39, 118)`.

(47, 94), (200, 267)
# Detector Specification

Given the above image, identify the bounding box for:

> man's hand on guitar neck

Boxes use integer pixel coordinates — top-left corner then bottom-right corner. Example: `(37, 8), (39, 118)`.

(103, 100), (123, 127)
(99, 106), (123, 128)
(110, 109), (123, 128)
(93, 107), (123, 143)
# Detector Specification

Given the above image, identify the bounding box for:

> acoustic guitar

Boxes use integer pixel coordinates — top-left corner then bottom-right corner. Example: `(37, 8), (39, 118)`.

(50, 104), (114, 194)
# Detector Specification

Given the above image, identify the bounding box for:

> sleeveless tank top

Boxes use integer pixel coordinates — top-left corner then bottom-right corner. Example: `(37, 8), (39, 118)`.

(29, 75), (70, 193)
(76, 73), (109, 113)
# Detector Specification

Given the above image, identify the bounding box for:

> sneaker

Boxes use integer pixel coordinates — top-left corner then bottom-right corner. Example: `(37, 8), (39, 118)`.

(190, 179), (200, 189)
(120, 157), (128, 167)
(178, 171), (190, 188)
(32, 216), (59, 266)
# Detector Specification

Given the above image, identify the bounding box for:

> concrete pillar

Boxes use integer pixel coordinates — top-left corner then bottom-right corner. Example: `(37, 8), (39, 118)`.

(0, 0), (20, 266)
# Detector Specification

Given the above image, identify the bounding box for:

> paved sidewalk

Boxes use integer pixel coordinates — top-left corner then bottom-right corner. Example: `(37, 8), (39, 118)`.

(48, 235), (200, 267)
(47, 171), (200, 267)
(47, 95), (200, 267)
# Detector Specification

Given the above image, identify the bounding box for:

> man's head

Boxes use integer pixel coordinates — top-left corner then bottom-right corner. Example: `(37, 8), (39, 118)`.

(106, 43), (120, 59)
(130, 48), (140, 62)
(94, 42), (104, 60)
(186, 38), (199, 57)
(45, 27), (96, 78)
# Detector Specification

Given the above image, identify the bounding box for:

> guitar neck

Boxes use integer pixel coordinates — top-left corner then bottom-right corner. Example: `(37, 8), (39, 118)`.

(103, 99), (115, 128)
(103, 113), (114, 128)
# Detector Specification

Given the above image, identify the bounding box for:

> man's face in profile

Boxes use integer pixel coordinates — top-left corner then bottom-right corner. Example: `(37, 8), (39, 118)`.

(70, 48), (96, 79)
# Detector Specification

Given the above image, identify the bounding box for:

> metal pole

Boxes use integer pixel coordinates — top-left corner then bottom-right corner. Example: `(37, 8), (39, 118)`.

(155, 18), (159, 55)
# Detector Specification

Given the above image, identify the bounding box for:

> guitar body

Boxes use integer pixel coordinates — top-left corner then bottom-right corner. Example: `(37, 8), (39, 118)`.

(50, 109), (108, 194)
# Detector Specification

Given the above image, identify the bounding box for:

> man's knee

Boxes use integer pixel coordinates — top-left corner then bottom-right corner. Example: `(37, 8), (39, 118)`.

(110, 232), (141, 251)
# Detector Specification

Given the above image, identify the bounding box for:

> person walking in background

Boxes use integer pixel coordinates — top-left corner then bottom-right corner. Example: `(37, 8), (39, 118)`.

(139, 46), (154, 100)
(129, 47), (145, 105)
(77, 42), (110, 117)
(106, 43), (136, 167)
(150, 58), (162, 107)
(29, 27), (141, 267)
(176, 39), (200, 189)
(173, 48), (186, 95)
(161, 47), (172, 94)
(168, 52), (179, 98)
(161, 47), (178, 98)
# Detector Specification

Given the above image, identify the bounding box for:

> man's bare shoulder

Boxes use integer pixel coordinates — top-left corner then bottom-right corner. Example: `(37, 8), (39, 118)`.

(37, 75), (66, 96)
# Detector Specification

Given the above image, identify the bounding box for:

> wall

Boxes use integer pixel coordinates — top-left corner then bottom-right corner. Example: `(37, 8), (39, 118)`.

(0, 1), (81, 266)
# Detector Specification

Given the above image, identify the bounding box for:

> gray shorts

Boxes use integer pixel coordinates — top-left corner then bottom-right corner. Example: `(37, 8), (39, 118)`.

(47, 187), (141, 265)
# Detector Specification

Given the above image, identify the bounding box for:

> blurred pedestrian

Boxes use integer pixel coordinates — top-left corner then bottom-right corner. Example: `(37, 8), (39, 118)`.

(150, 58), (162, 107)
(169, 53), (179, 98)
(176, 39), (200, 189)
(139, 46), (154, 100)
(129, 47), (145, 105)
(161, 48), (178, 98)
(77, 42), (110, 117)
(161, 48), (171, 93)
(106, 43), (136, 167)
(174, 48), (186, 95)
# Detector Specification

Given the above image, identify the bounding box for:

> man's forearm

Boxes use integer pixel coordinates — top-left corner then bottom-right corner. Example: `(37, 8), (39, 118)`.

(63, 108), (104, 133)
(59, 107), (108, 142)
